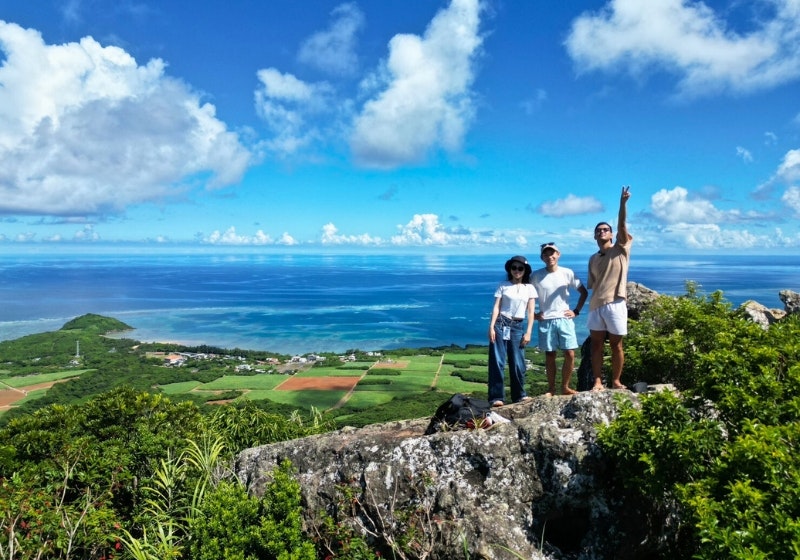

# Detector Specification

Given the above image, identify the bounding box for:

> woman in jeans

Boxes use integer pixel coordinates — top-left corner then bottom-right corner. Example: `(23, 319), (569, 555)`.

(487, 255), (537, 407)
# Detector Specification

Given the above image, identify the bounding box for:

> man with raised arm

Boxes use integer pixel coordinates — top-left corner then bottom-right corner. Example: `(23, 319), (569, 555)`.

(587, 186), (632, 391)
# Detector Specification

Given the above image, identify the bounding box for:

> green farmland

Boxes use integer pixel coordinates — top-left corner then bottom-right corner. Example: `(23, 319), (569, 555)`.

(0, 314), (553, 428)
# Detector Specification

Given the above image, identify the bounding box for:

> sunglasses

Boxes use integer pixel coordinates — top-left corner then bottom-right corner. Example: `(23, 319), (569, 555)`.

(595, 227), (611, 233)
(510, 265), (526, 272)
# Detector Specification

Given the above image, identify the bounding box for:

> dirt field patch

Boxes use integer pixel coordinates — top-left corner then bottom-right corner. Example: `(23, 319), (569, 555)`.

(275, 376), (362, 391)
(0, 379), (74, 409)
(0, 389), (25, 408)
(373, 360), (409, 369)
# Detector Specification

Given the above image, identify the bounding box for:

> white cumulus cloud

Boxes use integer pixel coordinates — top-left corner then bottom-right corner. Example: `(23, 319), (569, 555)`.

(661, 223), (761, 249)
(278, 232), (298, 245)
(752, 148), (800, 200)
(321, 222), (382, 245)
(565, 0), (800, 97)
(392, 214), (450, 245)
(651, 186), (724, 224)
(0, 21), (252, 217)
(776, 148), (800, 183)
(254, 68), (333, 156)
(73, 224), (100, 241)
(538, 194), (603, 217)
(350, 0), (484, 168)
(782, 186), (800, 216)
(297, 2), (364, 76)
(389, 213), (514, 246)
(203, 226), (273, 245)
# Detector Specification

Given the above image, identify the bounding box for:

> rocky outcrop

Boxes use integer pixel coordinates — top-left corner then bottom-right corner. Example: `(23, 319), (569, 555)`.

(235, 391), (663, 560)
(625, 282), (659, 320)
(738, 289), (800, 329)
(740, 300), (786, 329)
(626, 282), (798, 330)
(780, 289), (800, 314)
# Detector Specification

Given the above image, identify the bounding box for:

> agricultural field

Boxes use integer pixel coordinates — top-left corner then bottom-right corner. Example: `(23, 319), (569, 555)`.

(0, 313), (557, 426)
(0, 350), (551, 419)
(159, 354), (459, 411)
(0, 370), (86, 410)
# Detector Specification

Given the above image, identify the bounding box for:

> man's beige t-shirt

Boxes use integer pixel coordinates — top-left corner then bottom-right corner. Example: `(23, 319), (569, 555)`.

(587, 238), (632, 311)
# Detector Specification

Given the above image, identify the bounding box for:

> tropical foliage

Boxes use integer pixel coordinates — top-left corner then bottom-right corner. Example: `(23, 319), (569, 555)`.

(599, 286), (800, 558)
(1, 300), (799, 558)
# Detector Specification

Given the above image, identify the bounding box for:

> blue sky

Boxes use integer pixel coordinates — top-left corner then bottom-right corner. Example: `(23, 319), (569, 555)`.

(0, 0), (799, 255)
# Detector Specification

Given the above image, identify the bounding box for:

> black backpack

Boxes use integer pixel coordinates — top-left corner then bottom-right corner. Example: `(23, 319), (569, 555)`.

(425, 393), (492, 435)
(576, 336), (594, 392)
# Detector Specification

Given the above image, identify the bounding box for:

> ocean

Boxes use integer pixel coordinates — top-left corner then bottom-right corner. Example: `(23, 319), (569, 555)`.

(1, 252), (797, 355)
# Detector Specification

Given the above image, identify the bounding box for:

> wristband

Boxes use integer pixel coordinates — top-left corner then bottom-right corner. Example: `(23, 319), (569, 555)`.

(572, 309), (580, 316)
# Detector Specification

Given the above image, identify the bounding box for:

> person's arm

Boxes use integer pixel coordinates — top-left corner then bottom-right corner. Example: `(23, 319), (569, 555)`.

(488, 296), (501, 343)
(617, 185), (632, 244)
(523, 294), (536, 346)
(569, 284), (589, 318)
(532, 279), (544, 321)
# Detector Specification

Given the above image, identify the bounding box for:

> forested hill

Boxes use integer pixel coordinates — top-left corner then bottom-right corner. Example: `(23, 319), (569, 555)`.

(0, 313), (135, 367)
(60, 313), (132, 333)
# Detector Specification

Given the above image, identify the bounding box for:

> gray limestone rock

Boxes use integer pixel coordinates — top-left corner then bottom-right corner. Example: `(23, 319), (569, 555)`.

(625, 282), (659, 320)
(740, 300), (785, 329)
(235, 391), (658, 560)
(780, 289), (800, 314)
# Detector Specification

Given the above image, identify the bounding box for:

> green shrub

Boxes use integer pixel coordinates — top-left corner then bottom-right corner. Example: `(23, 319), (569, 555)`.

(624, 286), (742, 389)
(448, 369), (486, 383)
(330, 391), (456, 429)
(312, 511), (380, 559)
(679, 420), (800, 560)
(206, 400), (331, 454)
(442, 357), (487, 368)
(598, 391), (725, 497)
(357, 378), (392, 386)
(0, 387), (204, 558)
(188, 461), (315, 560)
(366, 368), (402, 376)
(599, 288), (800, 559)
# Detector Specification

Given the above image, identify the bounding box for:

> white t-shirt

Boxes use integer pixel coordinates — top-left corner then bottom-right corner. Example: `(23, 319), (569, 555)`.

(531, 267), (583, 319)
(494, 281), (538, 319)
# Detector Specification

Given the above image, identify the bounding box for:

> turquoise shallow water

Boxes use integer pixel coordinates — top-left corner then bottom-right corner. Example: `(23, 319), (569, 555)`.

(0, 252), (797, 354)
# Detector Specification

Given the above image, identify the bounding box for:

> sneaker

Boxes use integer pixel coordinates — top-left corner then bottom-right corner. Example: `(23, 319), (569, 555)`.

(491, 400), (504, 407)
(519, 396), (533, 403)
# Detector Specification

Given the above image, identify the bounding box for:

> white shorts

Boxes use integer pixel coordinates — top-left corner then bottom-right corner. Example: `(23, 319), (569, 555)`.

(587, 297), (628, 336)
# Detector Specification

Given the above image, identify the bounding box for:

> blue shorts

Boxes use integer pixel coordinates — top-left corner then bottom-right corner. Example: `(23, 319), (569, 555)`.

(537, 317), (578, 352)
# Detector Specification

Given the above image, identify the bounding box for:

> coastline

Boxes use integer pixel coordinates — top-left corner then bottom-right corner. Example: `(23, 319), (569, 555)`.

(1, 253), (798, 354)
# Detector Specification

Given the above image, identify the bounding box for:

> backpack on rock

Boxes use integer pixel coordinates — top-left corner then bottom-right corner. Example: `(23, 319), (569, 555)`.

(425, 393), (500, 435)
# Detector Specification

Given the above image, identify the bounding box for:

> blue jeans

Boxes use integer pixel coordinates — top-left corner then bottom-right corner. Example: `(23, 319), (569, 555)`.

(488, 318), (527, 404)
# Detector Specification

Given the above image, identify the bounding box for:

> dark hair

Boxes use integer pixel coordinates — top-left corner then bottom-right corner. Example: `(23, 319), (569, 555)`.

(594, 222), (612, 233)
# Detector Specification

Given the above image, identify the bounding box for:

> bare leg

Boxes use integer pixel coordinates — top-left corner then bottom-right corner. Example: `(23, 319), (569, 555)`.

(609, 334), (625, 389)
(590, 330), (606, 390)
(545, 351), (557, 395)
(561, 349), (577, 394)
